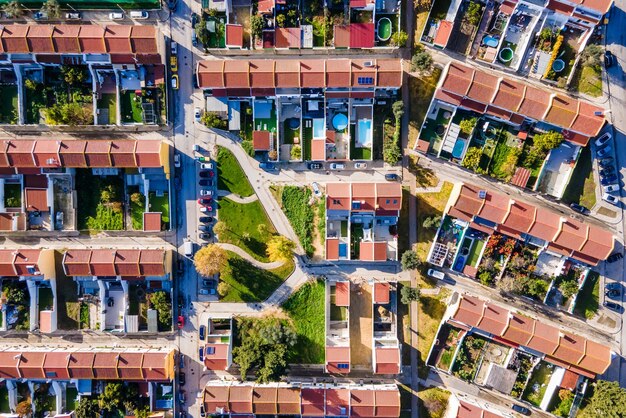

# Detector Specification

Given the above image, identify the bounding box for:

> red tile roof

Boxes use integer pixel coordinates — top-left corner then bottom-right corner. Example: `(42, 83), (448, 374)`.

(252, 131), (271, 151)
(351, 389), (375, 416)
(63, 249), (166, 277)
(452, 294), (484, 327)
(43, 352), (70, 379)
(0, 352), (20, 378)
(326, 346), (350, 373)
(373, 282), (390, 304)
(229, 385), (253, 414)
(257, 0), (274, 13)
(375, 347), (400, 374)
(326, 388), (350, 416)
(334, 25), (350, 48)
(311, 138), (326, 161)
(25, 188), (48, 212)
(253, 386), (277, 415)
(502, 313), (535, 345)
(579, 0), (613, 14)
(204, 343), (229, 371)
(276, 27), (300, 48)
(334, 281), (350, 306)
(478, 303), (509, 335)
(143, 212), (161, 232)
(0, 249), (42, 276)
(326, 238), (340, 261)
(301, 388), (325, 416)
(18, 352), (45, 378)
(510, 167), (531, 188)
(350, 23), (375, 48)
(433, 20), (453, 48)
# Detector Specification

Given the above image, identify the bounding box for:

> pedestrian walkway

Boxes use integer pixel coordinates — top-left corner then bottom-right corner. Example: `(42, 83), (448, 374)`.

(215, 243), (284, 269)
(217, 189), (259, 204)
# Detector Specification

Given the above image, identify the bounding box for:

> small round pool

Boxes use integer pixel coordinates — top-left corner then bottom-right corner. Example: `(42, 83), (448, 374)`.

(499, 47), (514, 63)
(332, 113), (348, 131)
(552, 59), (565, 73)
(287, 117), (300, 130)
(377, 17), (392, 41)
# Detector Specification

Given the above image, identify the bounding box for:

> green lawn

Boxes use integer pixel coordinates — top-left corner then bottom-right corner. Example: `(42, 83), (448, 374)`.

(4, 183), (21, 208)
(38, 287), (53, 312)
(576, 65), (602, 97)
(130, 194), (145, 231)
(76, 170), (124, 231)
(561, 146), (596, 209)
(65, 387), (78, 412)
(467, 239), (485, 267)
(217, 147), (254, 197)
(408, 69), (443, 149)
(219, 251), (294, 302)
(120, 91), (143, 124)
(148, 192), (169, 225)
(417, 387), (450, 418)
(0, 85), (18, 124)
(217, 198), (276, 262)
(277, 186), (315, 256)
(350, 143), (373, 160)
(574, 272), (599, 319)
(522, 362), (554, 407)
(97, 93), (117, 125)
(283, 279), (325, 364)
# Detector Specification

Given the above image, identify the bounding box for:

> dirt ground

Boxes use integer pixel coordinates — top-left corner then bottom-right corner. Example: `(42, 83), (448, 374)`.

(349, 281), (373, 368)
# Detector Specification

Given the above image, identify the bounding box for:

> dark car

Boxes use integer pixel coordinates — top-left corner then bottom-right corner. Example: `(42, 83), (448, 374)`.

(177, 259), (184, 274)
(199, 233), (212, 241)
(260, 162), (277, 171)
(570, 203), (589, 215)
(198, 346), (204, 361)
(601, 174), (618, 185)
(600, 166), (616, 177)
(511, 404), (531, 416)
(199, 179), (214, 186)
(606, 282), (623, 291)
(179, 372), (186, 386)
(198, 225), (211, 232)
(177, 316), (185, 329)
(200, 405), (206, 417)
(607, 252), (624, 263)
(202, 279), (216, 288)
(604, 301), (623, 313)
(385, 173), (400, 181)
(599, 157), (615, 168)
(177, 295), (184, 309)
(308, 162), (323, 169)
(606, 289), (621, 300)
(199, 325), (206, 341)
(199, 216), (213, 223)
(198, 170), (215, 178)
(605, 50), (615, 67)
(198, 198), (213, 205)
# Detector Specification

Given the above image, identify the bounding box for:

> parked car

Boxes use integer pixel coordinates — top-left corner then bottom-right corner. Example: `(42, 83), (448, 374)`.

(199, 179), (213, 187)
(601, 174), (618, 185)
(179, 353), (185, 369)
(200, 405), (206, 417)
(569, 203), (589, 215)
(605, 50), (615, 67)
(427, 269), (445, 280)
(198, 225), (211, 233)
(178, 372), (186, 386)
(200, 162), (214, 170)
(130, 10), (149, 19)
(604, 301), (623, 313)
(199, 325), (206, 341)
(311, 182), (322, 198)
(199, 216), (213, 223)
(260, 162), (277, 171)
(198, 198), (213, 205)
(199, 288), (215, 295)
(198, 347), (204, 361)
(33, 11), (48, 20)
(177, 316), (184, 329)
(600, 167), (616, 177)
(198, 170), (214, 178)
(170, 41), (178, 55)
(174, 153), (181, 168)
(603, 184), (620, 193)
(354, 162), (367, 169)
(171, 75), (179, 90)
(197, 156), (210, 163)
(65, 12), (81, 19)
(191, 13), (198, 46)
(329, 163), (345, 170)
(199, 233), (211, 241)
(606, 282), (623, 291)
(511, 404), (531, 416)
(602, 193), (620, 205)
(385, 173), (400, 181)
(194, 107), (202, 123)
(200, 189), (213, 196)
(595, 132), (612, 147)
(308, 162), (323, 169)
(109, 12), (124, 20)
(607, 252), (624, 263)
(606, 289), (621, 299)
(202, 279), (216, 288)
(179, 390), (186, 404)
(597, 145), (612, 158)
(199, 206), (213, 213)
(170, 56), (178, 72)
(599, 157), (614, 167)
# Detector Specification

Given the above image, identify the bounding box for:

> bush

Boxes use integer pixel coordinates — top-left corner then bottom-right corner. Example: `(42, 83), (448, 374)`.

(202, 111), (227, 129)
(422, 215), (442, 229)
(400, 286), (420, 304)
(544, 35), (564, 79)
(462, 147), (482, 169)
(290, 145), (302, 160)
(390, 30), (408, 47)
(401, 250), (421, 270)
(465, 1), (482, 25)
(459, 117), (478, 135)
(149, 291), (171, 331)
(411, 50), (434, 73)
(581, 44), (603, 70)
(242, 140), (255, 157)
(44, 102), (93, 126)
(478, 270), (494, 286)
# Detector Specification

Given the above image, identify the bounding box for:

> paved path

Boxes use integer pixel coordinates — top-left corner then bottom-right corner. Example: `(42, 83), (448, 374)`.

(216, 243), (284, 269)
(217, 190), (259, 204)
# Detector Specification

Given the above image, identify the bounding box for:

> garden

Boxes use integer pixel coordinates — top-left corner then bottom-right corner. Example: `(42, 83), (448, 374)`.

(76, 170), (124, 231)
(510, 351), (535, 398)
(522, 361), (555, 407)
(129, 189), (146, 231)
(128, 283), (148, 331)
(148, 192), (169, 229)
(282, 279), (325, 364)
(97, 93), (117, 125)
(562, 146), (596, 209)
(548, 389), (575, 417)
(4, 183), (21, 208)
(497, 243), (550, 301)
(421, 0), (453, 43)
(408, 68), (442, 150)
(195, 10), (227, 49)
(38, 287), (53, 313)
(451, 334), (487, 382)
(274, 186), (315, 256)
(476, 232), (515, 286)
(0, 85), (18, 124)
(417, 387), (450, 418)
(546, 266), (585, 310)
(573, 271), (599, 319)
(217, 147), (254, 197)
(448, 0), (484, 55)
(431, 324), (462, 371)
(573, 44), (603, 97)
(120, 90), (144, 124)
(3, 281), (29, 331)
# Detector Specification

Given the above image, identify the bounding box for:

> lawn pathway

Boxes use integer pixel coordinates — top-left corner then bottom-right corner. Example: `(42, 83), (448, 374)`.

(217, 189), (259, 204)
(216, 243), (283, 269)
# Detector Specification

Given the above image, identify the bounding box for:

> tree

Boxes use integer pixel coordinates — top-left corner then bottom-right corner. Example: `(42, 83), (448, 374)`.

(390, 30), (408, 47)
(201, 111), (227, 129)
(383, 138), (401, 165)
(251, 14), (264, 41)
(212, 221), (228, 237)
(276, 13), (286, 28)
(479, 270), (495, 286)
(4, 284), (26, 305)
(459, 117), (478, 135)
(400, 286), (419, 305)
(422, 215), (442, 229)
(392, 101), (404, 119)
(60, 65), (87, 86)
(40, 0), (60, 18)
(242, 140), (255, 157)
(242, 231), (251, 242)
(257, 223), (269, 237)
(194, 244), (228, 276)
(2, 0), (23, 18)
(466, 1), (482, 26)
(130, 192), (143, 204)
(149, 291), (172, 331)
(266, 235), (295, 262)
(291, 145), (302, 160)
(558, 279), (579, 300)
(462, 147), (482, 170)
(217, 281), (231, 297)
(411, 50), (433, 73)
(75, 397), (99, 418)
(16, 400), (32, 417)
(195, 17), (210, 50)
(579, 380), (626, 417)
(134, 406), (151, 418)
(99, 382), (123, 412)
(533, 131), (563, 152)
(44, 102), (93, 126)
(401, 250), (421, 271)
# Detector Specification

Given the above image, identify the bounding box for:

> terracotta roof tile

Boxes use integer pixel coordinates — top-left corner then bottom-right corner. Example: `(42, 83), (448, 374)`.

(43, 352), (70, 379)
(517, 86), (550, 120)
(526, 321), (559, 355)
(375, 389), (401, 417)
(375, 347), (400, 374)
(277, 387), (300, 414)
(52, 25), (81, 53)
(442, 63), (473, 96)
(478, 303), (509, 335)
(502, 313), (534, 345)
(578, 339), (611, 375)
(18, 352), (45, 378)
(349, 23), (374, 48)
(117, 352), (144, 380)
(228, 385), (253, 414)
(553, 332), (585, 365)
(477, 191), (510, 224)
(492, 78), (525, 111)
(334, 281), (350, 306)
(452, 294), (484, 327)
(301, 388), (325, 416)
(350, 389), (375, 417)
(502, 200), (535, 233)
(554, 218), (588, 251)
(527, 207), (560, 242)
(26, 25), (54, 53)
(326, 388), (350, 416)
(68, 352), (95, 379)
(373, 282), (390, 304)
(104, 25), (132, 53)
(114, 249), (141, 276)
(300, 60), (325, 88)
(326, 238), (340, 261)
(134, 140), (162, 167)
(252, 386), (277, 415)
(249, 60), (275, 88)
(109, 140), (137, 167)
(63, 249), (92, 276)
(579, 226), (613, 261)
(334, 25), (350, 48)
(275, 59), (300, 88)
(466, 71), (498, 103)
(275, 27), (300, 48)
(545, 94), (578, 128)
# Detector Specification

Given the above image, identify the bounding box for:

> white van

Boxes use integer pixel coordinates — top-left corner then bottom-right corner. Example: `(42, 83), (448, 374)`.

(130, 10), (149, 19)
(109, 12), (124, 20)
(330, 163), (345, 170)
(427, 269), (445, 280)
(183, 241), (194, 257)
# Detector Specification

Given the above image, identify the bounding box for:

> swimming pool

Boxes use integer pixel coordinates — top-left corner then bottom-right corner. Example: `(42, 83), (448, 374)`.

(333, 113), (348, 131)
(313, 118), (325, 139)
(452, 139), (466, 159)
(482, 35), (499, 48)
(357, 119), (373, 147)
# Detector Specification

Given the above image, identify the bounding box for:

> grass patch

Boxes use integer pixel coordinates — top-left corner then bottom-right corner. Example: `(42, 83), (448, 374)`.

(120, 90), (143, 123)
(4, 183), (21, 208)
(575, 65), (602, 97)
(418, 289), (450, 378)
(418, 387), (450, 418)
(409, 155), (439, 188)
(0, 386), (9, 413)
(65, 387), (78, 412)
(574, 271), (599, 320)
(217, 198), (275, 262)
(408, 69), (443, 149)
(148, 192), (169, 225)
(76, 170), (124, 231)
(522, 362), (554, 407)
(38, 287), (53, 312)
(97, 93), (117, 125)
(416, 182), (454, 262)
(467, 239), (485, 267)
(0, 85), (18, 124)
(283, 279), (325, 364)
(276, 186), (315, 256)
(350, 142), (372, 160)
(130, 192), (145, 231)
(217, 147), (254, 197)
(561, 146), (596, 209)
(219, 252), (294, 302)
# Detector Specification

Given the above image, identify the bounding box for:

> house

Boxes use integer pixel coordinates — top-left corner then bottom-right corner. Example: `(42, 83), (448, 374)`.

(196, 59), (402, 162)
(203, 317), (233, 371)
(62, 249), (172, 332)
(372, 281), (401, 374)
(430, 182), (614, 266)
(202, 382), (401, 417)
(325, 183), (402, 261)
(447, 394), (505, 418)
(325, 280), (350, 374)
(448, 293), (612, 377)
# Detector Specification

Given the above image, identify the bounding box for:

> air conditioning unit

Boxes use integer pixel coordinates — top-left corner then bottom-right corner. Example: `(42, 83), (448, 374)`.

(364, 61), (374, 67)
(478, 190), (487, 199)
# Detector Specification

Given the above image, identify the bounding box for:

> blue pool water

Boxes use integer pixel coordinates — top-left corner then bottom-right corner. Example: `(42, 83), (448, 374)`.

(333, 113), (349, 131)
(483, 35), (499, 48)
(453, 256), (466, 272)
(452, 139), (466, 159)
(357, 119), (373, 147)
(313, 118), (325, 139)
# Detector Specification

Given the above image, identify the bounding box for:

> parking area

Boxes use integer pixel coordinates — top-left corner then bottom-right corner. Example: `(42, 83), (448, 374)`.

(592, 130), (621, 210)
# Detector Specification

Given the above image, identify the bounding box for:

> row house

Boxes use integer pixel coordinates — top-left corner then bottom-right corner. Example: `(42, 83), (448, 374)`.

(325, 280), (351, 374)
(203, 317), (233, 371)
(372, 281), (401, 374)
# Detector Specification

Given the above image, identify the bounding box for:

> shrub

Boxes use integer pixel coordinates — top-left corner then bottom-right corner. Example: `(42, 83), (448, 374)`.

(462, 147), (482, 169)
(242, 140), (255, 157)
(401, 250), (421, 271)
(422, 215), (442, 229)
(390, 30), (408, 47)
(465, 1), (482, 26)
(411, 50), (434, 73)
(202, 112), (227, 129)
(544, 35), (564, 79)
(459, 117), (478, 135)
(478, 270), (494, 286)
(290, 145), (302, 160)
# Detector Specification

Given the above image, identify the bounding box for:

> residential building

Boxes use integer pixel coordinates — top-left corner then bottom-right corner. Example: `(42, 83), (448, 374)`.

(196, 59), (402, 162)
(204, 317), (233, 371)
(447, 395), (505, 418)
(372, 281), (401, 374)
(325, 280), (351, 374)
(62, 249), (172, 332)
(325, 183), (402, 261)
(202, 382), (401, 417)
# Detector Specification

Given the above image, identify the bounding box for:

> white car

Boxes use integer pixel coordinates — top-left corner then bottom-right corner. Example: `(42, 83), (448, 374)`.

(354, 162), (367, 169)
(174, 153), (181, 168)
(199, 206), (211, 213)
(602, 193), (620, 206)
(329, 163), (345, 170)
(311, 182), (322, 198)
(194, 107), (202, 123)
(427, 269), (445, 280)
(108, 12), (124, 20)
(595, 132), (612, 148)
(170, 41), (178, 55)
(603, 184), (620, 193)
(200, 189), (213, 196)
(130, 10), (149, 19)
(200, 163), (214, 170)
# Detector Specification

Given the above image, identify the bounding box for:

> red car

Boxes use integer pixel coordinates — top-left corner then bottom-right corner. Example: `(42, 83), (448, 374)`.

(177, 316), (184, 329)
(197, 198), (212, 205)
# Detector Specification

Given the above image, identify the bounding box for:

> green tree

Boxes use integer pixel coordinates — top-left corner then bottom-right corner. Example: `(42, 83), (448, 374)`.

(579, 380), (626, 417)
(390, 30), (408, 47)
(195, 17), (210, 50)
(422, 215), (442, 229)
(411, 50), (434, 73)
(558, 279), (579, 299)
(401, 250), (421, 271)
(257, 223), (269, 237)
(250, 14), (264, 40)
(40, 0), (60, 18)
(466, 1), (482, 26)
(44, 102), (93, 126)
(459, 117), (478, 135)
(60, 65), (87, 86)
(276, 13), (286, 28)
(99, 382), (124, 412)
(462, 147), (483, 170)
(201, 111), (228, 129)
(75, 397), (99, 418)
(2, 1), (23, 18)
(290, 145), (302, 160)
(4, 284), (26, 305)
(392, 100), (404, 119)
(149, 291), (172, 331)
(194, 244), (228, 276)
(130, 192), (144, 204)
(266, 235), (295, 262)
(400, 286), (419, 304)
(533, 131), (563, 152)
